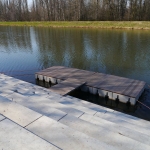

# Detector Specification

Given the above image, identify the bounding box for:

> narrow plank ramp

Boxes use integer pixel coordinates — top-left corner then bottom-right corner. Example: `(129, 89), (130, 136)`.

(49, 78), (85, 95)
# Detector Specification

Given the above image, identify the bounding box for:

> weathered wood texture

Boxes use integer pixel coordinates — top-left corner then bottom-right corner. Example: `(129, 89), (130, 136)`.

(36, 66), (146, 99)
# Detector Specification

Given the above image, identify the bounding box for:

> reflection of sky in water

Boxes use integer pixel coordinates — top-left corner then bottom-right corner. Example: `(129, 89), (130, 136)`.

(0, 26), (150, 84)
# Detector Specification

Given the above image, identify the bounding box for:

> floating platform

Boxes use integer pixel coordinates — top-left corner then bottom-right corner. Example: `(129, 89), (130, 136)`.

(35, 66), (146, 105)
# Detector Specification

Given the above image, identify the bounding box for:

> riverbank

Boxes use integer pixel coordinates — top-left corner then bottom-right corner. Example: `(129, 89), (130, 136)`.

(0, 21), (150, 30)
(0, 73), (150, 150)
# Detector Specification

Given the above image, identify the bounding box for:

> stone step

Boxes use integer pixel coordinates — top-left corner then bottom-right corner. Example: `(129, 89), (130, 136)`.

(66, 96), (150, 128)
(5, 93), (84, 118)
(113, 110), (150, 128)
(5, 89), (150, 136)
(47, 96), (97, 115)
(0, 119), (59, 150)
(26, 115), (118, 150)
(11, 94), (67, 121)
(59, 114), (150, 150)
(0, 114), (5, 121)
(4, 91), (150, 145)
(0, 96), (117, 150)
(95, 111), (150, 136)
(80, 113), (150, 146)
(66, 95), (114, 112)
(0, 89), (15, 97)
(0, 96), (42, 127)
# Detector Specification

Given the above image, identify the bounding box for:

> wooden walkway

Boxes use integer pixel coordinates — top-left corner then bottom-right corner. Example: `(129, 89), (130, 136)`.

(35, 66), (146, 105)
(49, 78), (85, 95)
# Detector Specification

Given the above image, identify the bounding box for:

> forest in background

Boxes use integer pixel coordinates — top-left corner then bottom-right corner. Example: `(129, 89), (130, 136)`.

(0, 0), (150, 21)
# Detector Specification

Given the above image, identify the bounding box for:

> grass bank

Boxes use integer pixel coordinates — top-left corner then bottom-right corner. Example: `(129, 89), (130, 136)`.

(0, 21), (150, 30)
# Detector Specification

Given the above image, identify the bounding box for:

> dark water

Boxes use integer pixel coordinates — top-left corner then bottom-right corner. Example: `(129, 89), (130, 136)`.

(0, 26), (150, 120)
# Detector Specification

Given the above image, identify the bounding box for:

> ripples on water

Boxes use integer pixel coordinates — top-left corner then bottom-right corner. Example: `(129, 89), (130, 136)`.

(0, 26), (150, 120)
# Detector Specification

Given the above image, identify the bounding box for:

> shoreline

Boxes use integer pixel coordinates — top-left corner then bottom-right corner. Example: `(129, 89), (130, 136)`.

(0, 21), (150, 30)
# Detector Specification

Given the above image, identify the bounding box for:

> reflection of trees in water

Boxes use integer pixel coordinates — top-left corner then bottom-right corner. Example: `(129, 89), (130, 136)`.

(1, 27), (150, 83)
(0, 26), (32, 53)
(34, 28), (87, 69)
(34, 27), (150, 80)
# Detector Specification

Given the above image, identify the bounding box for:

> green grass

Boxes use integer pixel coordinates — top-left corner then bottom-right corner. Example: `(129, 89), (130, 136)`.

(0, 21), (150, 30)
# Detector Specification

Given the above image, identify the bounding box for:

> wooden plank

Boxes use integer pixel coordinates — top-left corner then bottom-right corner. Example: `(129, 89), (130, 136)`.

(60, 78), (85, 87)
(49, 84), (75, 96)
(40, 66), (65, 72)
(123, 80), (146, 97)
(49, 78), (85, 95)
(37, 66), (79, 80)
(86, 73), (107, 87)
(36, 66), (145, 99)
(68, 69), (96, 81)
(86, 73), (143, 98)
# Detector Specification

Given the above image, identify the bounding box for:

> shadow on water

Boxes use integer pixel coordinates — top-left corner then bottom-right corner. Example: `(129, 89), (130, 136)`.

(37, 80), (150, 121)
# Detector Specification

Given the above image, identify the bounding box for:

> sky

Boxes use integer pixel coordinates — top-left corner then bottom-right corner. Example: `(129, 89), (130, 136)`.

(28, 0), (32, 6)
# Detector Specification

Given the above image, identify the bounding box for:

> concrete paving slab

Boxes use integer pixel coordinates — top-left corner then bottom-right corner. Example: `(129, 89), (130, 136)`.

(27, 96), (84, 118)
(65, 95), (114, 113)
(18, 99), (67, 121)
(46, 101), (84, 118)
(5, 93), (77, 121)
(0, 90), (15, 97)
(59, 114), (150, 150)
(0, 83), (17, 91)
(0, 119), (59, 150)
(113, 110), (150, 128)
(59, 101), (96, 115)
(26, 116), (118, 150)
(49, 96), (97, 115)
(0, 115), (5, 121)
(0, 98), (42, 127)
(15, 88), (35, 96)
(0, 95), (11, 102)
(14, 83), (52, 96)
(95, 111), (150, 136)
(5, 92), (29, 102)
(80, 113), (150, 146)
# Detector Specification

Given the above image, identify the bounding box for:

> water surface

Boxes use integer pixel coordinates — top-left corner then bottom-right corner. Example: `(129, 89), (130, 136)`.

(0, 26), (150, 120)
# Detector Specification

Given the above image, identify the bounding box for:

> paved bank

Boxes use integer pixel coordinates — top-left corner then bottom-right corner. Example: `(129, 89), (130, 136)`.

(0, 73), (150, 150)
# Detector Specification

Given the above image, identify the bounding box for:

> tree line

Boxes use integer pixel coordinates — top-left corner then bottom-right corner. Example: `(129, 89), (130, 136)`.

(0, 0), (150, 21)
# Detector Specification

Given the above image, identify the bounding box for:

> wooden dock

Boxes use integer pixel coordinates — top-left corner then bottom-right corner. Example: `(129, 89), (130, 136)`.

(35, 66), (146, 105)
